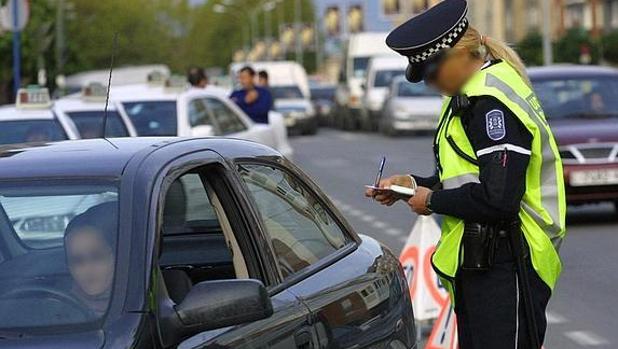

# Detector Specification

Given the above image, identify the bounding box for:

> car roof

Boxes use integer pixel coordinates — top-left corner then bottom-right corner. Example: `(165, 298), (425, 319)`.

(54, 96), (118, 112)
(368, 55), (407, 69)
(0, 137), (278, 179)
(528, 65), (618, 79)
(0, 105), (56, 121)
(110, 84), (230, 102)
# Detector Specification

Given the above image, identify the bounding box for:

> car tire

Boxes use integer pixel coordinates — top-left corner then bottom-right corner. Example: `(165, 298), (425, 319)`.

(380, 120), (398, 137)
(614, 201), (618, 216)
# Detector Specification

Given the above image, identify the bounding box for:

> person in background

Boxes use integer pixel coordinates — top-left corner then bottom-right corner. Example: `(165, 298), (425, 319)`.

(230, 66), (273, 124)
(258, 70), (270, 87)
(187, 67), (208, 88)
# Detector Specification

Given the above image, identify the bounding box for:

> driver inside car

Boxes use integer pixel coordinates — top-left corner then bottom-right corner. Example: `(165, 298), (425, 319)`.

(64, 202), (117, 317)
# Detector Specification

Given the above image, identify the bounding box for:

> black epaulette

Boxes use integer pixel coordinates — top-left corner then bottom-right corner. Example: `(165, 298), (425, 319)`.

(452, 94), (472, 113)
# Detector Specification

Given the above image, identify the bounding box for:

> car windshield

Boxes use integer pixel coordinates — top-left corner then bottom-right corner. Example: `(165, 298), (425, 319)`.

(0, 120), (68, 145)
(310, 87), (336, 100)
(66, 111), (129, 138)
(397, 81), (440, 97)
(352, 57), (370, 78)
(271, 86), (304, 100)
(531, 76), (618, 119)
(122, 101), (177, 136)
(0, 180), (118, 333)
(374, 70), (405, 87)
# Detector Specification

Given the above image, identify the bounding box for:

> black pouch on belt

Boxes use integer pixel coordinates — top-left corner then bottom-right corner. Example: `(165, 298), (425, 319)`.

(461, 223), (497, 271)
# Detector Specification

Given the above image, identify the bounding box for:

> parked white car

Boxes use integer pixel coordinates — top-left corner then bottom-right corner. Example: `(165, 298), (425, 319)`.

(112, 81), (293, 158)
(0, 88), (80, 146)
(361, 55), (407, 130)
(380, 76), (443, 136)
(54, 83), (138, 139)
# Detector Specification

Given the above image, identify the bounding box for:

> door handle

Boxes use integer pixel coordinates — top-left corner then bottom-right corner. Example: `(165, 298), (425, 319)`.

(294, 329), (314, 349)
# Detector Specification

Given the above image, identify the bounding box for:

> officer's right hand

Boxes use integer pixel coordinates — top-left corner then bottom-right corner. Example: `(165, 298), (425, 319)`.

(365, 175), (413, 206)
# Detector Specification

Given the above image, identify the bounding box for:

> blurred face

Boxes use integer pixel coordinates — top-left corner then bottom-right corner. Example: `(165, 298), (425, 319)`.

(426, 48), (483, 96)
(239, 71), (255, 89)
(67, 229), (114, 297)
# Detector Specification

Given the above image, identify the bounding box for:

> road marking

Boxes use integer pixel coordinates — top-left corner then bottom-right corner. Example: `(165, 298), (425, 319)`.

(385, 228), (403, 236)
(346, 208), (363, 217)
(546, 311), (567, 324)
(564, 331), (609, 346)
(360, 214), (376, 222)
(371, 221), (388, 229)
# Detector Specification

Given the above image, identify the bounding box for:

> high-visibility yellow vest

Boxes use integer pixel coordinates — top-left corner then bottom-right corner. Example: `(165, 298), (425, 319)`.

(431, 61), (566, 296)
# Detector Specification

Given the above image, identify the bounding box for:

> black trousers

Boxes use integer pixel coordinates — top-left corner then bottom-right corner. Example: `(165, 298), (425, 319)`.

(454, 237), (552, 349)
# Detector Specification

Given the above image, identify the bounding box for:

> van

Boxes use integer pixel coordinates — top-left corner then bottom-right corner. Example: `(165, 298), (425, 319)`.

(361, 55), (407, 130)
(335, 32), (392, 130)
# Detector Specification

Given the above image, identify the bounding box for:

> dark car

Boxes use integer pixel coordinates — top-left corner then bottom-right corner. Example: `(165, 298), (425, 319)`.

(529, 66), (618, 211)
(309, 84), (337, 126)
(0, 138), (415, 348)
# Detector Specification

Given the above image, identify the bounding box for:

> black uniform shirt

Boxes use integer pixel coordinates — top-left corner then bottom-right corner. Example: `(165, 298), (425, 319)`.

(416, 96), (533, 224)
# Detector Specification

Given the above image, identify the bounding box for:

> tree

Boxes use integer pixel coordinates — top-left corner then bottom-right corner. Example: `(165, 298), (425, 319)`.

(516, 31), (544, 67)
(601, 30), (618, 64)
(554, 27), (600, 64)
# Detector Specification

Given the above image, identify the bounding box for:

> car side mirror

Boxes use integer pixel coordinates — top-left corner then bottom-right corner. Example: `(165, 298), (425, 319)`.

(191, 124), (215, 137)
(159, 279), (273, 346)
(361, 82), (366, 91)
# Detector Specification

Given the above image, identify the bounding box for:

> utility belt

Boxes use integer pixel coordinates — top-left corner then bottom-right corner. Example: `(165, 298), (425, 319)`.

(461, 220), (528, 271)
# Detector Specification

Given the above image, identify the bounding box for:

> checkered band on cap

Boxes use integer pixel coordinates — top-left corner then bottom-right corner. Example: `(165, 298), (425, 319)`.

(408, 18), (469, 64)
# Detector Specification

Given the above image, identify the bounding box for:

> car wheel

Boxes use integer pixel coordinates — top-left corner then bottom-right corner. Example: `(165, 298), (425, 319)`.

(614, 201), (618, 216)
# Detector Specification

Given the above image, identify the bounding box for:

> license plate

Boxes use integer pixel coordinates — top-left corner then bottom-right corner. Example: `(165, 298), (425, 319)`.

(570, 169), (618, 187)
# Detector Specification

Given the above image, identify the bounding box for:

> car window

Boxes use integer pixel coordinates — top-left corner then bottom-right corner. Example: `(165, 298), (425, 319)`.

(271, 86), (304, 100)
(237, 164), (351, 280)
(0, 180), (118, 330)
(373, 69), (405, 87)
(188, 98), (215, 128)
(352, 56), (370, 78)
(122, 101), (178, 136)
(204, 97), (247, 135)
(66, 111), (129, 138)
(531, 77), (618, 119)
(397, 81), (440, 97)
(0, 120), (68, 145)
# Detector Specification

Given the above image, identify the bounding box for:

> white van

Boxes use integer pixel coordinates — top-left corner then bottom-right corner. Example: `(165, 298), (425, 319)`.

(361, 55), (407, 130)
(230, 61), (317, 134)
(335, 32), (392, 129)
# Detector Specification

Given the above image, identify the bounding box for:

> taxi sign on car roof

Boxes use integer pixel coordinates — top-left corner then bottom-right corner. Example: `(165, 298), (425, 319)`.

(16, 86), (52, 109)
(164, 75), (188, 92)
(147, 70), (166, 86)
(81, 82), (108, 102)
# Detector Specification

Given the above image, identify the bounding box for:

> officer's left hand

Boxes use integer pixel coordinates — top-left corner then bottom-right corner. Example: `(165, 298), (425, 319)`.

(408, 187), (433, 215)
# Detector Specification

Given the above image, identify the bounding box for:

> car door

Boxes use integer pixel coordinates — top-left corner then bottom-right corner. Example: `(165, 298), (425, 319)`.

(203, 97), (277, 149)
(187, 98), (218, 137)
(235, 161), (416, 349)
(151, 155), (316, 349)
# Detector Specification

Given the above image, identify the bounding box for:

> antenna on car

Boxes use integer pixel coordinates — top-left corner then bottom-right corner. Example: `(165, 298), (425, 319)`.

(101, 33), (119, 144)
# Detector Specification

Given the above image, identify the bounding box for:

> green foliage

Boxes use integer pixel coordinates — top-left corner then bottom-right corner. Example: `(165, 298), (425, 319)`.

(601, 30), (618, 64)
(516, 31), (544, 67)
(554, 27), (600, 64)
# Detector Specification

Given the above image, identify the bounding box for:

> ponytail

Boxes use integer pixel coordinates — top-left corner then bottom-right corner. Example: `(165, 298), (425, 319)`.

(483, 35), (531, 86)
(455, 26), (532, 87)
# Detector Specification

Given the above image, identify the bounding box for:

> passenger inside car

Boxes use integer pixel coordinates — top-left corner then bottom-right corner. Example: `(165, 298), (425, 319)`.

(64, 202), (117, 316)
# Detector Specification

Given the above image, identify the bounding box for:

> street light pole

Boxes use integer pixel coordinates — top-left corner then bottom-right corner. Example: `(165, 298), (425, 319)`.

(294, 0), (303, 65)
(541, 0), (553, 65)
(12, 0), (21, 96)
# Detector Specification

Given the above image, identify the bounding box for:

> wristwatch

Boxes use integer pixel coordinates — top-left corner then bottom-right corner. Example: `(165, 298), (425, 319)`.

(425, 191), (434, 214)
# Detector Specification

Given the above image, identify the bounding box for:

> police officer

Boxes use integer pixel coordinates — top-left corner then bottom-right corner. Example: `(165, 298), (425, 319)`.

(365, 1), (566, 348)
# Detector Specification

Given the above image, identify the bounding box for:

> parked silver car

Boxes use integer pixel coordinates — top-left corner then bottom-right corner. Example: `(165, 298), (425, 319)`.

(379, 76), (443, 136)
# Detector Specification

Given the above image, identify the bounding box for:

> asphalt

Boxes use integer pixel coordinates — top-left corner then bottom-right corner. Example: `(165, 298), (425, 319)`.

(290, 128), (618, 349)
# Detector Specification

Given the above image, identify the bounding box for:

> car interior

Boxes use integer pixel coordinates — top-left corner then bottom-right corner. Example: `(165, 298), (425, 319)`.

(158, 168), (249, 305)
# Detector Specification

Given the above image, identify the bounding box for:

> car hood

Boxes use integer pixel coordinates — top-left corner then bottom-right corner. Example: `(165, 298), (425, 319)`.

(391, 97), (443, 114)
(274, 99), (311, 110)
(549, 118), (618, 146)
(0, 329), (104, 349)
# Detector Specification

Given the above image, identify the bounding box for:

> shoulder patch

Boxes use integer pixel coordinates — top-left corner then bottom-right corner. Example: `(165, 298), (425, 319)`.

(485, 109), (506, 141)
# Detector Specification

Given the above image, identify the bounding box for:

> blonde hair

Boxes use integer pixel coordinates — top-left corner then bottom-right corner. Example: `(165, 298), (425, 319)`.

(454, 26), (531, 86)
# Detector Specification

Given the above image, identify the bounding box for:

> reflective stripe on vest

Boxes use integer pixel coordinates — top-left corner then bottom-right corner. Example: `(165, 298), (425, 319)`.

(442, 173), (479, 190)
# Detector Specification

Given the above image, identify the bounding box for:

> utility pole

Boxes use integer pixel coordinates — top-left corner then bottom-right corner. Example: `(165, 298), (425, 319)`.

(55, 0), (66, 87)
(541, 0), (553, 65)
(12, 0), (21, 95)
(294, 0), (303, 65)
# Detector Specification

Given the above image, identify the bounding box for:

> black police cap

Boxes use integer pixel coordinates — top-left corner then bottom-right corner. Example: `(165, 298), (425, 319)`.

(386, 0), (469, 82)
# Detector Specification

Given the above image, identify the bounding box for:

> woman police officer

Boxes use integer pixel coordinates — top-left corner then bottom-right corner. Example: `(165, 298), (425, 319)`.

(365, 0), (566, 348)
